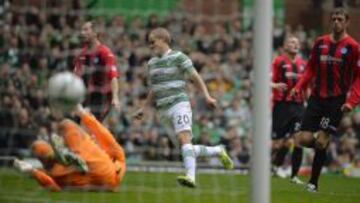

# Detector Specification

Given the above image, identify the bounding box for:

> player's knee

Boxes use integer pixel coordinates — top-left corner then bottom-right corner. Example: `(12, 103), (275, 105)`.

(315, 140), (328, 150)
(296, 131), (314, 147)
(293, 132), (303, 146)
(315, 132), (329, 150)
(284, 138), (293, 148)
(178, 131), (192, 145)
(58, 119), (73, 129)
(31, 140), (54, 159)
(58, 119), (77, 136)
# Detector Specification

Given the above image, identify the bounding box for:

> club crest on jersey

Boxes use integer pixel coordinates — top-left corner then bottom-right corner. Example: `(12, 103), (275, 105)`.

(300, 65), (305, 71)
(93, 57), (100, 64)
(340, 47), (347, 54)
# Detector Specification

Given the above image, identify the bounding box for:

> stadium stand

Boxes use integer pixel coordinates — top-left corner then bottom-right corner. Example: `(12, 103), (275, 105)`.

(0, 0), (359, 175)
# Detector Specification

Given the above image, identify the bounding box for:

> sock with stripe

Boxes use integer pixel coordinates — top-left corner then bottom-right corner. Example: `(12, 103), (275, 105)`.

(181, 144), (196, 181)
(193, 145), (222, 157)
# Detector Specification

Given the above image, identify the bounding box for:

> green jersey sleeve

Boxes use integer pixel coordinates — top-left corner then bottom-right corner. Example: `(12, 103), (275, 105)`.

(177, 52), (196, 75)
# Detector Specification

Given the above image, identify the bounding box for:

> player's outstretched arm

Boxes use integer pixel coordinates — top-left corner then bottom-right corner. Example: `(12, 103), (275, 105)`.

(74, 104), (109, 136)
(56, 148), (89, 173)
(133, 90), (155, 120)
(189, 71), (217, 108)
(75, 104), (125, 162)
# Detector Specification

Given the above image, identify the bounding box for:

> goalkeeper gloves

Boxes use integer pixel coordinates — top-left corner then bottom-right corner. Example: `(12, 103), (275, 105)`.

(50, 133), (89, 174)
(58, 149), (89, 174)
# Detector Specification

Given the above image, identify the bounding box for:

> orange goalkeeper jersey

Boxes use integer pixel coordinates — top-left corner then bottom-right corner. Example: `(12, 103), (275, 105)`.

(32, 112), (126, 191)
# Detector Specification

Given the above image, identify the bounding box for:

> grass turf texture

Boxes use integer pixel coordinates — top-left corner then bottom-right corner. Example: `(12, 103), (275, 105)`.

(0, 168), (359, 203)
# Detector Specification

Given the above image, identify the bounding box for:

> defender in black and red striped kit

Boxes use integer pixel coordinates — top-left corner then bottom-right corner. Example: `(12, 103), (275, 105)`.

(291, 8), (360, 192)
(271, 36), (307, 184)
(74, 21), (121, 121)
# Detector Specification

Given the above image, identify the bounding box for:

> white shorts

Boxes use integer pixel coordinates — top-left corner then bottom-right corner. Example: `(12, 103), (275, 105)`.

(160, 101), (193, 135)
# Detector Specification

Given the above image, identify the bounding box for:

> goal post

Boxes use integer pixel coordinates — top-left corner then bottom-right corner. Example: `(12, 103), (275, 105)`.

(251, 0), (273, 203)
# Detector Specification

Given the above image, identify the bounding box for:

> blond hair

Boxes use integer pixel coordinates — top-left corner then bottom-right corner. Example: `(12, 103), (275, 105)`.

(149, 27), (171, 44)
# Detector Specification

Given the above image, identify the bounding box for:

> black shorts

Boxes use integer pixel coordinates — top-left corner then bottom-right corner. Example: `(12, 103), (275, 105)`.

(300, 96), (345, 135)
(84, 92), (112, 121)
(272, 101), (304, 140)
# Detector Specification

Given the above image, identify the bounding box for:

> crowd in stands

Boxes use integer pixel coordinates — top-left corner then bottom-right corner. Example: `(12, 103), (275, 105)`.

(0, 1), (359, 174)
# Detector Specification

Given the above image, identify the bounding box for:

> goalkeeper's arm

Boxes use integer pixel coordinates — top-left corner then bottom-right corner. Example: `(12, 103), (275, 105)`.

(49, 134), (89, 173)
(56, 149), (89, 173)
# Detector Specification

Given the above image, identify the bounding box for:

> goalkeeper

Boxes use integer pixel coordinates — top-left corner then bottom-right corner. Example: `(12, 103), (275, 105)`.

(13, 104), (126, 192)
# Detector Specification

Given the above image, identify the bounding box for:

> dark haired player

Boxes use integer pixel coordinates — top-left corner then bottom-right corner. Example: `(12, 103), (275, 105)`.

(291, 8), (360, 192)
(74, 21), (121, 121)
(271, 36), (307, 184)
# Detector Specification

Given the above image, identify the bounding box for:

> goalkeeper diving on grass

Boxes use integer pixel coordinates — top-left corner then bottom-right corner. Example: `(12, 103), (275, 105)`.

(134, 27), (234, 188)
(13, 104), (126, 192)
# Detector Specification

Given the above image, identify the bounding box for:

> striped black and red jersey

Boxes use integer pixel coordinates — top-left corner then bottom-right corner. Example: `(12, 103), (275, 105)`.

(74, 44), (119, 95)
(272, 54), (307, 103)
(295, 34), (359, 99)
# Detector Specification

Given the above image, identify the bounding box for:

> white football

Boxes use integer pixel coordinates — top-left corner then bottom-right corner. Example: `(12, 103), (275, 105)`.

(48, 71), (86, 111)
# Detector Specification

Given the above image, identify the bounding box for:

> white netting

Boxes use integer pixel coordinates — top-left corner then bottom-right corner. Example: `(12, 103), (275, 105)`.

(1, 0), (359, 203)
(0, 1), (248, 202)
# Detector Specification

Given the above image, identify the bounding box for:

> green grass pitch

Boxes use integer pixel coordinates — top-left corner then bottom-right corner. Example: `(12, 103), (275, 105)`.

(0, 168), (359, 203)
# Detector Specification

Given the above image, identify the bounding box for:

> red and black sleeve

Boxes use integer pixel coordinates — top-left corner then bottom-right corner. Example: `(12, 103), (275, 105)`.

(345, 44), (360, 108)
(103, 47), (119, 80)
(294, 39), (320, 92)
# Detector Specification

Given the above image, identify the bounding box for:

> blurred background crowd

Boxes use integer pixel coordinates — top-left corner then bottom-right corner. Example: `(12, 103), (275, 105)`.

(0, 0), (359, 175)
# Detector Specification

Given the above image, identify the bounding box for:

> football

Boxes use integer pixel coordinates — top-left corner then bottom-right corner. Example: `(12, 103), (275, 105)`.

(47, 71), (86, 111)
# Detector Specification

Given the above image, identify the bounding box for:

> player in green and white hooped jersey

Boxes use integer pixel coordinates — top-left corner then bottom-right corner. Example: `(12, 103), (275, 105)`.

(134, 28), (234, 188)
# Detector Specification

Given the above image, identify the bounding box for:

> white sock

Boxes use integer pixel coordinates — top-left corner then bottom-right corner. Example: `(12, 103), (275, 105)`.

(181, 144), (196, 181)
(193, 145), (222, 157)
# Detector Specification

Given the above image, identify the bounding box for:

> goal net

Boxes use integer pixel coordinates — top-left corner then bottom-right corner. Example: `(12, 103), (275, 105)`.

(0, 0), (338, 203)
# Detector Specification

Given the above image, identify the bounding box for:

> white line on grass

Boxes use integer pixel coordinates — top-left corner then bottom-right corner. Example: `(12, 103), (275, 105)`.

(0, 194), (82, 203)
(120, 186), (246, 196)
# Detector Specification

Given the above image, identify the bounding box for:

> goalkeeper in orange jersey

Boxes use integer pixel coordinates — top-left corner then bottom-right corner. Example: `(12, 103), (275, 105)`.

(13, 104), (126, 192)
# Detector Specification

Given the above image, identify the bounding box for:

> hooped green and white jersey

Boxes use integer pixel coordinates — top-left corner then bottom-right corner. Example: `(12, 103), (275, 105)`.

(147, 50), (196, 111)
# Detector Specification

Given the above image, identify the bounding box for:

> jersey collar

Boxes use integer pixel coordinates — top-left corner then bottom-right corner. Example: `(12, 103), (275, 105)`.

(162, 49), (172, 58)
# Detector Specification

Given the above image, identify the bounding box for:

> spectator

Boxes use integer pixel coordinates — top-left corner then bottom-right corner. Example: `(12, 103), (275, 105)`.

(0, 1), (358, 173)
